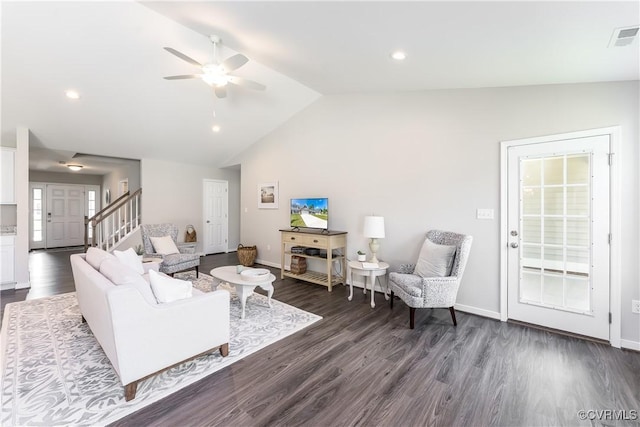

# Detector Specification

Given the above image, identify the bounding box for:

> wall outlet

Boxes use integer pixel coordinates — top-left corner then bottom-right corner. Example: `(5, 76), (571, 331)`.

(266, 244), (271, 251)
(632, 300), (640, 314)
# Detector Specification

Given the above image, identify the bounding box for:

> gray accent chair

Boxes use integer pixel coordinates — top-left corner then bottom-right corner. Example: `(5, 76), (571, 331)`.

(141, 223), (201, 277)
(389, 230), (473, 329)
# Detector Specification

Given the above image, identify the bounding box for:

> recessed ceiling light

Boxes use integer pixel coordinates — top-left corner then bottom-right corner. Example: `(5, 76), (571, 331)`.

(212, 125), (221, 133)
(65, 90), (80, 99)
(390, 51), (406, 61)
(67, 164), (83, 171)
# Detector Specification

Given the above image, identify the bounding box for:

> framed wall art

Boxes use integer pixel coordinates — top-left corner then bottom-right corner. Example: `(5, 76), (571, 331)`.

(258, 182), (279, 209)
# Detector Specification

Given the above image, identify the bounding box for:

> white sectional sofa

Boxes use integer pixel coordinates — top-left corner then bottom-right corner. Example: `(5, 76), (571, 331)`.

(70, 247), (230, 401)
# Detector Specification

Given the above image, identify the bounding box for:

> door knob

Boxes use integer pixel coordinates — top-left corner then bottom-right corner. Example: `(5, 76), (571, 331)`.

(206, 220), (210, 223)
(510, 242), (519, 248)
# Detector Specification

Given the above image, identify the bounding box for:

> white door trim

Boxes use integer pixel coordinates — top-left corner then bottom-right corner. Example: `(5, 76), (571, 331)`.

(500, 126), (621, 348)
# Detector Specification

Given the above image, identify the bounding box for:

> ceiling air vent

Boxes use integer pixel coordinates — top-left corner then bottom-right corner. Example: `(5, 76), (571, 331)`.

(609, 26), (639, 47)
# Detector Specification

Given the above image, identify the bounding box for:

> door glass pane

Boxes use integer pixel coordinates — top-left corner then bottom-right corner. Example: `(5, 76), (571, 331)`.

(521, 270), (541, 303)
(519, 152), (592, 313)
(566, 186), (589, 215)
(522, 217), (541, 243)
(544, 218), (564, 245)
(523, 159), (541, 186)
(542, 274), (563, 306)
(523, 188), (541, 215)
(544, 187), (564, 215)
(565, 277), (590, 311)
(567, 155), (589, 184)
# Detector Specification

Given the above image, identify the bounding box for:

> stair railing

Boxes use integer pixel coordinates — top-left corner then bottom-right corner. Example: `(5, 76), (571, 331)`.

(84, 188), (142, 252)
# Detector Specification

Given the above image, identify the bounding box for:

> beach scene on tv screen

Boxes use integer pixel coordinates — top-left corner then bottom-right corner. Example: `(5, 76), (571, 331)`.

(290, 198), (328, 229)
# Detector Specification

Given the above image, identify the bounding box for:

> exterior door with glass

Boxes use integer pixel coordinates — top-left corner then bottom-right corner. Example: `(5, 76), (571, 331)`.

(507, 135), (610, 340)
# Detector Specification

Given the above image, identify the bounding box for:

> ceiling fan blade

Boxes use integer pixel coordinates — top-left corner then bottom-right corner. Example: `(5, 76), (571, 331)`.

(220, 54), (249, 73)
(163, 74), (202, 80)
(228, 76), (266, 91)
(214, 85), (227, 98)
(163, 47), (202, 67)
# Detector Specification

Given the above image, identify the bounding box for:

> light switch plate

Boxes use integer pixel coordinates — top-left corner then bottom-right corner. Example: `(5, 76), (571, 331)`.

(477, 208), (494, 220)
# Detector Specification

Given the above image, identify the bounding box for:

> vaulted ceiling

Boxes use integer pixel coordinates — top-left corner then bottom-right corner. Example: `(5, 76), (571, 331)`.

(2, 1), (638, 173)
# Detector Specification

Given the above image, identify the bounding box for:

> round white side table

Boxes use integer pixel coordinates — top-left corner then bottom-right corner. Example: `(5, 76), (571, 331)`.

(347, 260), (390, 308)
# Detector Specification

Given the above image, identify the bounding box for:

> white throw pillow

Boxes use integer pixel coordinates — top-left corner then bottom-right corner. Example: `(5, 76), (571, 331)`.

(114, 247), (144, 275)
(86, 247), (117, 270)
(149, 235), (180, 255)
(414, 239), (457, 278)
(149, 269), (193, 303)
(100, 259), (157, 305)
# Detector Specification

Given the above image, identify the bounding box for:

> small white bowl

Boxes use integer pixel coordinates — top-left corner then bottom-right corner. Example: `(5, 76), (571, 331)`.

(240, 268), (270, 282)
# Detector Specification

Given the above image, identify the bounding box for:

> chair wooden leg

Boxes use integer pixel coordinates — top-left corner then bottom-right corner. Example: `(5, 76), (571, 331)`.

(195, 266), (199, 278)
(124, 381), (138, 401)
(449, 307), (457, 326)
(390, 291), (394, 309)
(409, 307), (416, 329)
(220, 343), (229, 357)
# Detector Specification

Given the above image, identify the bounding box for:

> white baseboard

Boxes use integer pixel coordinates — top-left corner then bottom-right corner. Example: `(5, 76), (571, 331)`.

(15, 281), (30, 290)
(254, 258), (280, 269)
(620, 339), (640, 351)
(454, 303), (501, 320)
(1, 282), (15, 291)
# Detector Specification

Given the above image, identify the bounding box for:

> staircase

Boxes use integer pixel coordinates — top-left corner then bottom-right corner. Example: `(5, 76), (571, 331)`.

(84, 189), (142, 252)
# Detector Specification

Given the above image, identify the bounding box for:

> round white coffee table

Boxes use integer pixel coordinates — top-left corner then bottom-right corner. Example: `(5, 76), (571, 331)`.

(348, 260), (390, 308)
(210, 266), (276, 319)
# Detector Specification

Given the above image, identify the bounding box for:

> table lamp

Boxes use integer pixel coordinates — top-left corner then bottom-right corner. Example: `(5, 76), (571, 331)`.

(363, 216), (385, 263)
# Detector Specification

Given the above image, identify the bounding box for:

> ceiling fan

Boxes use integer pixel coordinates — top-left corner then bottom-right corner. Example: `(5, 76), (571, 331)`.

(163, 35), (266, 99)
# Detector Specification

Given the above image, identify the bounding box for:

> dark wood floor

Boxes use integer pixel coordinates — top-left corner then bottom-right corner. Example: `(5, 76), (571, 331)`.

(2, 250), (639, 426)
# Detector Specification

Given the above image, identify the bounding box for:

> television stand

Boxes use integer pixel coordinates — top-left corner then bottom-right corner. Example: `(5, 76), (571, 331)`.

(280, 229), (347, 292)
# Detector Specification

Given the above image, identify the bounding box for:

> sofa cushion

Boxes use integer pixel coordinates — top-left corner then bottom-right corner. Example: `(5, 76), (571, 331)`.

(114, 248), (144, 274)
(149, 269), (193, 303)
(100, 259), (157, 305)
(150, 235), (180, 255)
(86, 247), (117, 270)
(414, 239), (457, 278)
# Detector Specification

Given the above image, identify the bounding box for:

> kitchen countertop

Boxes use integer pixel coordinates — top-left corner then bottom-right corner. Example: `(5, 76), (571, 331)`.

(0, 225), (17, 236)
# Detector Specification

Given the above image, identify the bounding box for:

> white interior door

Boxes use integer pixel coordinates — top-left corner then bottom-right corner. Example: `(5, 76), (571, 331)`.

(203, 179), (228, 254)
(507, 135), (610, 340)
(46, 184), (85, 248)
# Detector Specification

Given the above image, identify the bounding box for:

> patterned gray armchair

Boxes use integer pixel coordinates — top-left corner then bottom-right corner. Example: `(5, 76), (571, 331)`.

(141, 224), (201, 277)
(389, 230), (473, 329)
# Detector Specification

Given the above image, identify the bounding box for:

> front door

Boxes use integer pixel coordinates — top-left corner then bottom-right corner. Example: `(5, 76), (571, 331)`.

(46, 184), (85, 248)
(203, 179), (228, 254)
(507, 135), (611, 340)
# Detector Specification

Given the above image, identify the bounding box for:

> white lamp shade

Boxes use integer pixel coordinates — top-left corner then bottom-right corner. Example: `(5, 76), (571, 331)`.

(363, 216), (385, 239)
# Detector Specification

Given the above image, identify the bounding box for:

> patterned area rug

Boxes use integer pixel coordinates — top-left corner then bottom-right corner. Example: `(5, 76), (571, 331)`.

(0, 272), (321, 426)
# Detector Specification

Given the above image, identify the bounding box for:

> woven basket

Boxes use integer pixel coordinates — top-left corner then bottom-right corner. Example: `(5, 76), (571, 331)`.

(237, 244), (257, 266)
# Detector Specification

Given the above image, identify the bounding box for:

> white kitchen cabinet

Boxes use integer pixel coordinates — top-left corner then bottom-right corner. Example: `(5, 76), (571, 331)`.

(0, 148), (16, 204)
(0, 235), (16, 284)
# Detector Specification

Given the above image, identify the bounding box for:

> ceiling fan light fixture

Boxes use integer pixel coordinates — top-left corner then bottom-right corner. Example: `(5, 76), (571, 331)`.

(65, 90), (80, 99)
(201, 73), (229, 87)
(390, 50), (407, 61)
(67, 164), (83, 171)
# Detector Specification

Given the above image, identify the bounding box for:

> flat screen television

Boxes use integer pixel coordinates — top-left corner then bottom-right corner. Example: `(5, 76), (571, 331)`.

(290, 197), (329, 230)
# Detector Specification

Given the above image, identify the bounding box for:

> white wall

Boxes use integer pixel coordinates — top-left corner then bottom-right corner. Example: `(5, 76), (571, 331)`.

(15, 127), (29, 288)
(102, 161), (141, 205)
(140, 158), (241, 252)
(236, 81), (639, 343)
(30, 171), (103, 186)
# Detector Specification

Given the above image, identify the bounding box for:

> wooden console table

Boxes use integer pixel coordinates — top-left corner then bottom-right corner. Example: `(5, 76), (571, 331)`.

(280, 229), (347, 292)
